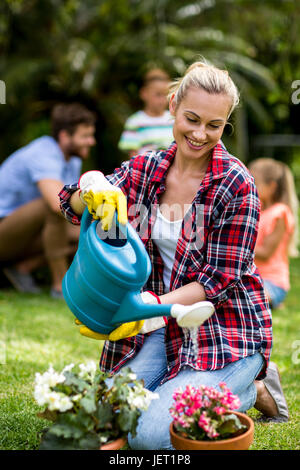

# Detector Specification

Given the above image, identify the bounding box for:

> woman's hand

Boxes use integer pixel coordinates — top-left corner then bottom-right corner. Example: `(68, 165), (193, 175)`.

(74, 170), (128, 230)
(82, 190), (128, 230)
(75, 318), (144, 341)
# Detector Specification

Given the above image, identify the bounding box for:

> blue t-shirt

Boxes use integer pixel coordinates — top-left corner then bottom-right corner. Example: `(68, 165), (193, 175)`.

(0, 136), (82, 217)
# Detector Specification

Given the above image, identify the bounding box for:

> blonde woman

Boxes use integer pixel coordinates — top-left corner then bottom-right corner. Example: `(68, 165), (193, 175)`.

(59, 60), (288, 449)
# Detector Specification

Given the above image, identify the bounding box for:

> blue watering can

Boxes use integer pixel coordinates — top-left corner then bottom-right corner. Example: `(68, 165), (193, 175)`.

(62, 208), (215, 334)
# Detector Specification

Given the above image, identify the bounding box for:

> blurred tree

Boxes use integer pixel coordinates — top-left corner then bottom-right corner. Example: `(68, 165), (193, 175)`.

(187, 0), (300, 162)
(0, 0), (299, 171)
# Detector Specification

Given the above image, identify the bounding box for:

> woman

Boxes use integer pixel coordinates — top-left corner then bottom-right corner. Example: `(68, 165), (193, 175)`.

(59, 61), (288, 449)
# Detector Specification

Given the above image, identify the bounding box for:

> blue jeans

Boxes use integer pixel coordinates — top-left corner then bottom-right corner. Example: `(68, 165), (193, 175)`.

(263, 279), (287, 309)
(120, 328), (264, 450)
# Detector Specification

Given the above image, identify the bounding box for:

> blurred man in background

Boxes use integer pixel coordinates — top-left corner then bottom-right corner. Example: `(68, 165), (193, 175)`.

(0, 102), (96, 298)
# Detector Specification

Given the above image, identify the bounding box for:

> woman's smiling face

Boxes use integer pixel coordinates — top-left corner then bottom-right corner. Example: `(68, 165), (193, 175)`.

(170, 87), (232, 161)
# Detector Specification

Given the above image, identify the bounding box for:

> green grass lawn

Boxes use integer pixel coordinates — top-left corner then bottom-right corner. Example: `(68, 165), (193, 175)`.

(0, 259), (300, 450)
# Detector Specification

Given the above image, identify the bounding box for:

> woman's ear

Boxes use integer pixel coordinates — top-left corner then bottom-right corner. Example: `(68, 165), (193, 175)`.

(169, 93), (176, 116)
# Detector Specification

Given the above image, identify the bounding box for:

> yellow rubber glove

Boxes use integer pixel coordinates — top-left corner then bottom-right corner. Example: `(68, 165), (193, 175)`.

(75, 318), (144, 341)
(83, 190), (128, 231)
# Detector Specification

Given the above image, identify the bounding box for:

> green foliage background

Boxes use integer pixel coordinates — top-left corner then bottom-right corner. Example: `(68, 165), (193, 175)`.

(0, 0), (300, 178)
(0, 2), (300, 449)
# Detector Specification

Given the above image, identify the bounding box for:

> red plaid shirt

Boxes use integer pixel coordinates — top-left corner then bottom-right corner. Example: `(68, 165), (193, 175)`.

(59, 142), (272, 381)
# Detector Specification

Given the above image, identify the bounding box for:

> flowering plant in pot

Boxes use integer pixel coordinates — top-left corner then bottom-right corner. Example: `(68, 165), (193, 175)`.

(169, 382), (254, 450)
(34, 362), (158, 450)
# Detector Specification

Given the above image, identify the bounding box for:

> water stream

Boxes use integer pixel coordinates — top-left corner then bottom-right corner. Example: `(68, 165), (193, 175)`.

(188, 326), (199, 361)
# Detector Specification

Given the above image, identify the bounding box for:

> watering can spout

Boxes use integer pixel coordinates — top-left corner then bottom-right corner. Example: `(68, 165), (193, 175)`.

(111, 291), (172, 324)
(112, 291), (215, 329)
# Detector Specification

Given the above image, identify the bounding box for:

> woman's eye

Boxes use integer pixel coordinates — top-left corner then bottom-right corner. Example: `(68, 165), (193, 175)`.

(209, 124), (220, 129)
(186, 117), (197, 122)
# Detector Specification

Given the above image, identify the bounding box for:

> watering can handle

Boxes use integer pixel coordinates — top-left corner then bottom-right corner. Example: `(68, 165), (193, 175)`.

(80, 209), (150, 274)
(126, 221), (150, 267)
(80, 208), (129, 239)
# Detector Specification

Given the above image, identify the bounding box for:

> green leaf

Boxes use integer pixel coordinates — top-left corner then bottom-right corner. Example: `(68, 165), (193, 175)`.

(95, 402), (113, 428)
(49, 422), (84, 440)
(80, 394), (97, 414)
(78, 432), (101, 450)
(49, 413), (85, 439)
(39, 430), (77, 450)
(217, 414), (246, 438)
(64, 372), (89, 391)
(76, 408), (95, 431)
(117, 407), (139, 436)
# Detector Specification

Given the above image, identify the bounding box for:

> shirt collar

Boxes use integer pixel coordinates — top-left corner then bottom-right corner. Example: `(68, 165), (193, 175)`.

(151, 140), (232, 189)
(151, 141), (177, 184)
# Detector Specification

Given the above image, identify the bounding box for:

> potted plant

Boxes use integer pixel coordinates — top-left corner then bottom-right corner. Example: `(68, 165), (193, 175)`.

(169, 382), (254, 450)
(34, 362), (158, 450)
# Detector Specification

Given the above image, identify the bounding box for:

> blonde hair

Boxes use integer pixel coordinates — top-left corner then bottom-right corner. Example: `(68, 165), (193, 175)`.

(248, 158), (299, 257)
(168, 60), (240, 118)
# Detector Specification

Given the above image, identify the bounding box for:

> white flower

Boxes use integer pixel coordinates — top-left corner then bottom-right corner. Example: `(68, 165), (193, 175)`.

(56, 395), (74, 412)
(130, 395), (147, 409)
(142, 390), (159, 409)
(34, 383), (51, 406)
(39, 390), (74, 412)
(35, 365), (65, 388)
(128, 372), (137, 381)
(127, 387), (159, 410)
(72, 393), (82, 402)
(47, 391), (63, 411)
(78, 361), (97, 379)
(62, 363), (75, 374)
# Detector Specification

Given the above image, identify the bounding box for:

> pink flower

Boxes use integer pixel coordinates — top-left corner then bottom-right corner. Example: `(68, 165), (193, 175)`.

(175, 401), (184, 413)
(178, 416), (189, 428)
(213, 406), (227, 415)
(207, 427), (220, 439)
(170, 382), (241, 441)
(198, 411), (210, 427)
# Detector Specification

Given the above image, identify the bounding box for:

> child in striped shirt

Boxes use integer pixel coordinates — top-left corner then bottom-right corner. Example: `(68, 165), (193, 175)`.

(118, 68), (174, 157)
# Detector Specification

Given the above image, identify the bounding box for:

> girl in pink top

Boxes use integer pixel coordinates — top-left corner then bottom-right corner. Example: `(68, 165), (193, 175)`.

(249, 158), (298, 309)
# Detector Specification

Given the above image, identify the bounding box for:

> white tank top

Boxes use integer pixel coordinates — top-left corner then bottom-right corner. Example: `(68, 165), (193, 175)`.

(152, 206), (183, 293)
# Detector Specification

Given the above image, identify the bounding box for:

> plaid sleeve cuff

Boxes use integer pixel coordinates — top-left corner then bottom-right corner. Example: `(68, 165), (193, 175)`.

(197, 271), (229, 305)
(58, 183), (81, 225)
(187, 266), (237, 307)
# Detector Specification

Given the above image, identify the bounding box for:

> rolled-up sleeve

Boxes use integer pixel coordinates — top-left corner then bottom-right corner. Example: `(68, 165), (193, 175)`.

(58, 161), (132, 225)
(58, 183), (81, 225)
(190, 179), (260, 306)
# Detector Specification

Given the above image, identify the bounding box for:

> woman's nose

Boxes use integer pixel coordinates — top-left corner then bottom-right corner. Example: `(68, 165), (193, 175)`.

(192, 126), (207, 141)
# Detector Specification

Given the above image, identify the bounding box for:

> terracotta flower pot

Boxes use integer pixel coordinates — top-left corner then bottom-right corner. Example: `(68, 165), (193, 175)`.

(170, 411), (254, 451)
(100, 436), (127, 450)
